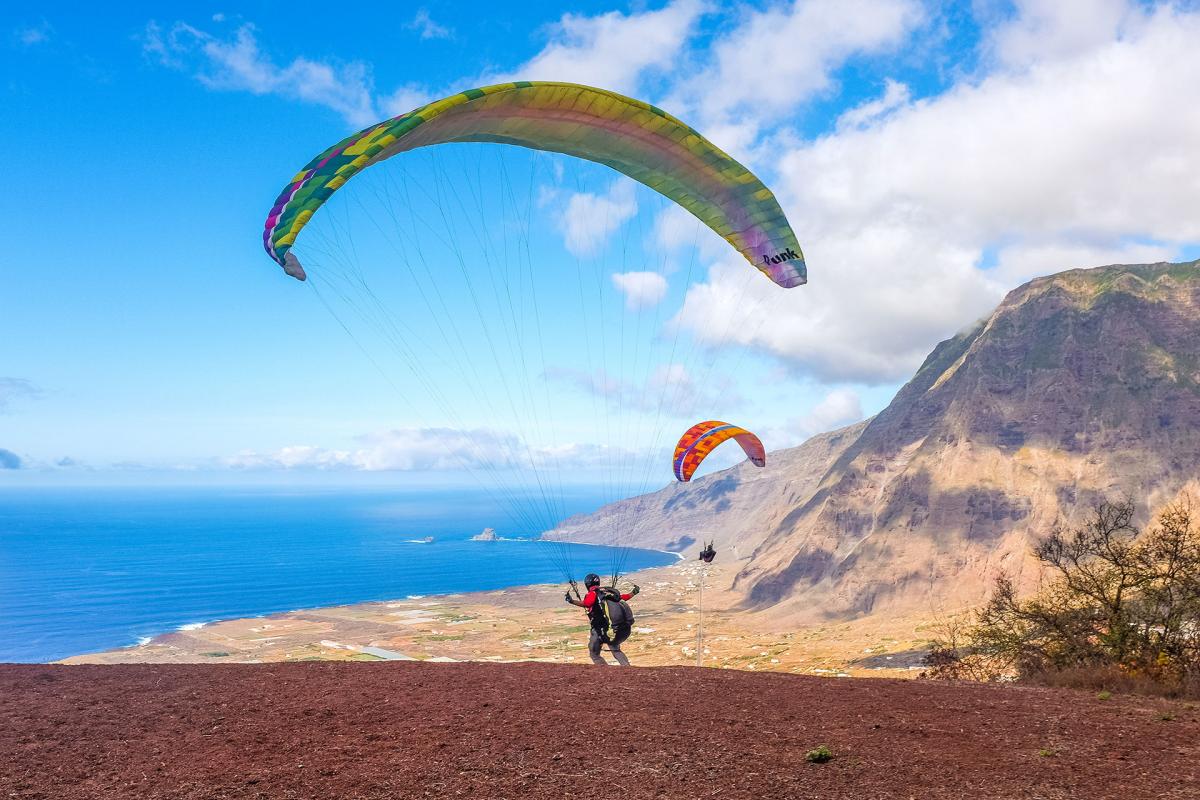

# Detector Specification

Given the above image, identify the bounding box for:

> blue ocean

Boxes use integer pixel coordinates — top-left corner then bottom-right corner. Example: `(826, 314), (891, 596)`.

(0, 487), (673, 663)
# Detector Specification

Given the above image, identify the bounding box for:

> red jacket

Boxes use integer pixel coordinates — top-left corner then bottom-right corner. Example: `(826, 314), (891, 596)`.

(581, 588), (632, 612)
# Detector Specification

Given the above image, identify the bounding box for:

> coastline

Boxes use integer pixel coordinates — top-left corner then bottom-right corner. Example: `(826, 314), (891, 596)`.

(80, 539), (690, 660)
(59, 558), (936, 677)
(2, 487), (685, 664)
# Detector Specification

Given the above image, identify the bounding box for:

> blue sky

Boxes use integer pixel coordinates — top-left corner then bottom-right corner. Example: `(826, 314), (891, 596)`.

(3, 1), (1199, 498)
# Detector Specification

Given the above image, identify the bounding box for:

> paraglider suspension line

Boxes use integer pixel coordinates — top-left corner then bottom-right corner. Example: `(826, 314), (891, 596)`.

(696, 564), (705, 668)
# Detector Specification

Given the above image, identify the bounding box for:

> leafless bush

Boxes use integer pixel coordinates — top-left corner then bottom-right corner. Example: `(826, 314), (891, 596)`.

(920, 613), (1008, 682)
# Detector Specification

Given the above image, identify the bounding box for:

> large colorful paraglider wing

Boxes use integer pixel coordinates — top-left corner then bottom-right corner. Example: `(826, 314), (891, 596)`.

(672, 421), (766, 482)
(263, 82), (805, 288)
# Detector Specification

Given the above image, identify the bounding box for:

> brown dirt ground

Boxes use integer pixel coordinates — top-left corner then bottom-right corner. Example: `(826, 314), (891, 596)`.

(2, 662), (1198, 799)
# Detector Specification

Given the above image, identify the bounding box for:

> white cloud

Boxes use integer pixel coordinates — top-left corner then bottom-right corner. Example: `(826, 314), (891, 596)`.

(676, 234), (999, 383)
(612, 271), (668, 310)
(651, 204), (734, 274)
(676, 1), (1200, 384)
(984, 0), (1137, 68)
(738, 388), (864, 452)
(529, 441), (645, 470)
(490, 0), (705, 93)
(409, 9), (453, 40)
(988, 240), (1176, 288)
(785, 4), (1200, 245)
(545, 362), (740, 417)
(226, 444), (352, 471)
(544, 367), (625, 399)
(653, 204), (704, 252)
(558, 179), (638, 257)
(836, 78), (910, 131)
(224, 427), (652, 474)
(792, 388), (864, 440)
(226, 428), (521, 472)
(379, 85), (433, 117)
(142, 21), (378, 126)
(669, 0), (925, 153)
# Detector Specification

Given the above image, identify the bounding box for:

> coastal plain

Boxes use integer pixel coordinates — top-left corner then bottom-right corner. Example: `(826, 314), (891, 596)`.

(61, 559), (934, 678)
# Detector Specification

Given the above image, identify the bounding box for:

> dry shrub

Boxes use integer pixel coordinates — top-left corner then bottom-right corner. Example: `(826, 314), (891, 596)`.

(920, 613), (1010, 682)
(1022, 664), (1196, 698)
(926, 498), (1200, 698)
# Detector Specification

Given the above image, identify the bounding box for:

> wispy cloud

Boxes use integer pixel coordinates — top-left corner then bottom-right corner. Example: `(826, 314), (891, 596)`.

(14, 19), (51, 46)
(545, 362), (739, 417)
(836, 78), (911, 131)
(408, 9), (453, 40)
(223, 426), (650, 474)
(790, 388), (865, 441)
(0, 377), (40, 411)
(0, 449), (21, 470)
(140, 2), (702, 128)
(225, 428), (522, 472)
(13, 20), (52, 47)
(141, 20), (379, 126)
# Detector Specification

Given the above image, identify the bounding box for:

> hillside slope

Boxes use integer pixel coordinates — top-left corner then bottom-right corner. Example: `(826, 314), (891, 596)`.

(549, 261), (1200, 622)
(547, 420), (869, 559)
(3, 663), (1196, 799)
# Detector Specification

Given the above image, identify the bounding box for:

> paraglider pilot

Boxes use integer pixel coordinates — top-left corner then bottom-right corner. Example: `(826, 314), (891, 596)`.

(699, 541), (716, 563)
(566, 573), (639, 666)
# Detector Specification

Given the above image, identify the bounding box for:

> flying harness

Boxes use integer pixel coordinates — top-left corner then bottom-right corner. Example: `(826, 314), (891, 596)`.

(589, 587), (634, 640)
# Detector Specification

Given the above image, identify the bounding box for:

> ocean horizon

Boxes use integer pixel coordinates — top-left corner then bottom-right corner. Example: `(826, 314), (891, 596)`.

(0, 486), (674, 663)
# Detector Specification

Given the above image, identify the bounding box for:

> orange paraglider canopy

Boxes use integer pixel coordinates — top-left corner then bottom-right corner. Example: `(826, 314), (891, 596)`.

(672, 421), (765, 482)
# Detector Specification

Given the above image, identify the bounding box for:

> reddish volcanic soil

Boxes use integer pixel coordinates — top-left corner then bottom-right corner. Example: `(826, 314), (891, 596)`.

(2, 663), (1198, 799)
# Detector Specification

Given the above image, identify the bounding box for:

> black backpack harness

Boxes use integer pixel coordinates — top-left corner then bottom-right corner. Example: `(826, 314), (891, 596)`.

(589, 586), (634, 638)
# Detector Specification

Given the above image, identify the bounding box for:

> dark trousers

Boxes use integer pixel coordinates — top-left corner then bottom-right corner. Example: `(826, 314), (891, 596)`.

(589, 623), (632, 666)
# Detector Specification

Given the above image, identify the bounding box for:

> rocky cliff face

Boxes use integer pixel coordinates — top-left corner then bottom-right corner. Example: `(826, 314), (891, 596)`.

(549, 261), (1200, 623)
